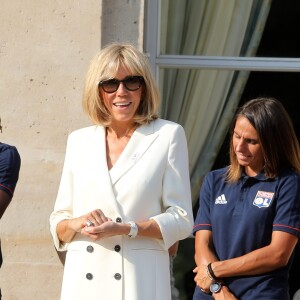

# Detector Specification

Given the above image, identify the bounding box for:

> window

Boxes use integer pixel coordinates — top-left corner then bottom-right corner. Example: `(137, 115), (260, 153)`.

(145, 0), (300, 202)
(145, 1), (300, 298)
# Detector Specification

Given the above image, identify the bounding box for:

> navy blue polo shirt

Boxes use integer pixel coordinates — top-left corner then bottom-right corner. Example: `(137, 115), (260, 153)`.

(0, 143), (20, 197)
(193, 167), (300, 300)
(0, 142), (21, 268)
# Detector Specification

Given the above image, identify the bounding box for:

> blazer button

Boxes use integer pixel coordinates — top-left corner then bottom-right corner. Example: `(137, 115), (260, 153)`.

(114, 273), (121, 280)
(87, 245), (94, 253)
(114, 245), (121, 252)
(86, 273), (93, 280)
(116, 217), (122, 223)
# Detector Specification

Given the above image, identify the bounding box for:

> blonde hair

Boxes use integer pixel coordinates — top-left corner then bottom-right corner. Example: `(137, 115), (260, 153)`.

(82, 43), (160, 126)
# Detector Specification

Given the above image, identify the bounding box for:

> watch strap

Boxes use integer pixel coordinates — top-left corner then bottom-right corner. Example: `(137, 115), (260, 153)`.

(128, 221), (138, 238)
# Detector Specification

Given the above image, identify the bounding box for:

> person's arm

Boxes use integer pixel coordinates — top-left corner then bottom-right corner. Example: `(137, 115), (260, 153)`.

(193, 230), (219, 293)
(0, 190), (12, 219)
(194, 230), (218, 266)
(211, 230), (297, 278)
(56, 208), (114, 243)
(212, 287), (238, 300)
(128, 219), (162, 239)
(50, 134), (77, 249)
(57, 218), (86, 243)
(53, 125), (192, 248)
(57, 207), (163, 243)
(211, 172), (300, 279)
(82, 124), (193, 246)
(194, 230), (297, 294)
(82, 218), (163, 241)
(193, 173), (228, 294)
(193, 174), (238, 298)
(0, 144), (21, 219)
(149, 124), (193, 249)
(193, 230), (238, 298)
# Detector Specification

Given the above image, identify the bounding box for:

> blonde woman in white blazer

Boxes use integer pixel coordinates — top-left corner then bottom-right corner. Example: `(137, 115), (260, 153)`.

(50, 43), (193, 300)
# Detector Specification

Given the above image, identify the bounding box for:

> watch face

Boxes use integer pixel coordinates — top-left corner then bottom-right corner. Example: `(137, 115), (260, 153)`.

(210, 282), (222, 293)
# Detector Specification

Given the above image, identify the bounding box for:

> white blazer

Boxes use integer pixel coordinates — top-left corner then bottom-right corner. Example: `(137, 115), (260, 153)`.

(50, 118), (193, 300)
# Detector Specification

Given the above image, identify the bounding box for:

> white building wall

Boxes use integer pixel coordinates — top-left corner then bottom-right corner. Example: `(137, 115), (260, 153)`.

(0, 1), (143, 299)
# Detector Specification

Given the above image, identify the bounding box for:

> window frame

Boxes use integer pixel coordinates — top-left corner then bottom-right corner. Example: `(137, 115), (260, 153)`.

(144, 0), (300, 78)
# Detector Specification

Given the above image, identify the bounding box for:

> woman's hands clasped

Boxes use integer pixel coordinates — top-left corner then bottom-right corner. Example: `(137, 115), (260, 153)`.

(66, 209), (121, 241)
(80, 209), (120, 240)
(82, 209), (112, 228)
(57, 209), (128, 243)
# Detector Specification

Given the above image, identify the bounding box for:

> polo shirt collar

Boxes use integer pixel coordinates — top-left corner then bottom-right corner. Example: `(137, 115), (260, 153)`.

(241, 169), (269, 182)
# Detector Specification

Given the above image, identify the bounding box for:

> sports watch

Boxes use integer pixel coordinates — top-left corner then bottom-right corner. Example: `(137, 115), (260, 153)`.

(210, 282), (222, 293)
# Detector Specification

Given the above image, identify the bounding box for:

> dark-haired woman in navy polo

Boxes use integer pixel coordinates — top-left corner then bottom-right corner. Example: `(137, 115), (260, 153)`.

(193, 98), (300, 300)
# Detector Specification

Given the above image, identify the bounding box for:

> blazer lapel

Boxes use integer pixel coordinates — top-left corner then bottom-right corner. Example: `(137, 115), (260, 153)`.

(109, 122), (158, 185)
(91, 126), (122, 215)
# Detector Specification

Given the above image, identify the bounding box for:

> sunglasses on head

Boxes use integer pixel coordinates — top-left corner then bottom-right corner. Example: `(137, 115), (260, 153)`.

(99, 76), (144, 93)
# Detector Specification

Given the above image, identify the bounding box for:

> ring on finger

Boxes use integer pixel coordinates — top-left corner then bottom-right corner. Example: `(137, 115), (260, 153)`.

(85, 219), (94, 227)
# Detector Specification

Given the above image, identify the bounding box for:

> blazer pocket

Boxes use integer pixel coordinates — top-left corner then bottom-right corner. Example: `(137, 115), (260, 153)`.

(128, 236), (165, 251)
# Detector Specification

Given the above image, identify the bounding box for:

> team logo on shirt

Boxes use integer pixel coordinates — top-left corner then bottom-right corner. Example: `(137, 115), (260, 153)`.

(253, 191), (274, 208)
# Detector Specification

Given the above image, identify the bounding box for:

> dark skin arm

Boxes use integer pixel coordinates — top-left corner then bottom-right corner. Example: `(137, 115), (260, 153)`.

(0, 190), (12, 219)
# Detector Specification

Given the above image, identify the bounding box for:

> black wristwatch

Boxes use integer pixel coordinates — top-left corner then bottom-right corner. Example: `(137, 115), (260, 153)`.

(210, 281), (222, 293)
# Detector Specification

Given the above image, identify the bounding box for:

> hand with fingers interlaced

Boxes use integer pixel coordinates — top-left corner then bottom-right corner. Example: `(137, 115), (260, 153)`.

(80, 209), (131, 241)
(56, 209), (113, 243)
(82, 209), (112, 228)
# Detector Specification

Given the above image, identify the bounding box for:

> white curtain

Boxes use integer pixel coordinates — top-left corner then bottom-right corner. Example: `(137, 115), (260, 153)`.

(159, 0), (272, 201)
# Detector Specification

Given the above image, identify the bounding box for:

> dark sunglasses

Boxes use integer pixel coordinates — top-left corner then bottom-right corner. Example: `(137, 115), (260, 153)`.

(99, 76), (144, 93)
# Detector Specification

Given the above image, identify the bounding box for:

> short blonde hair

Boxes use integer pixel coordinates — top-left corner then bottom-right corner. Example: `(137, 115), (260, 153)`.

(82, 43), (160, 126)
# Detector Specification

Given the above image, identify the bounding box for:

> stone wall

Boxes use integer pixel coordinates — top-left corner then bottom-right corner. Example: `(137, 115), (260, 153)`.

(0, 0), (143, 299)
